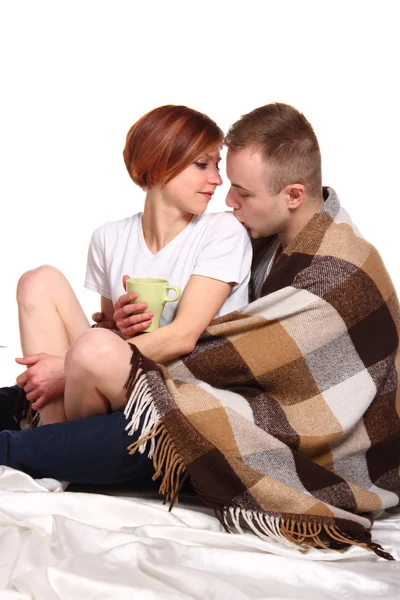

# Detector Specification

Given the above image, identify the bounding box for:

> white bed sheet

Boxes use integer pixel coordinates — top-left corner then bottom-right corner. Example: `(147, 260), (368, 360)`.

(0, 467), (399, 600)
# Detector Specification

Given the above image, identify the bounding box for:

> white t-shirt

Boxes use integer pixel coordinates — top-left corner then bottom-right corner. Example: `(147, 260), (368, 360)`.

(85, 211), (252, 326)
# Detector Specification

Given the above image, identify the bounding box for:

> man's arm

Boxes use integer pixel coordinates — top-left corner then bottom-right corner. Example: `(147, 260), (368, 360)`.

(101, 296), (115, 321)
(91, 296), (117, 329)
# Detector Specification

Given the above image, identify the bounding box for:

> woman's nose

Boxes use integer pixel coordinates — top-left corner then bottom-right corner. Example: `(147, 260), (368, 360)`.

(208, 167), (223, 186)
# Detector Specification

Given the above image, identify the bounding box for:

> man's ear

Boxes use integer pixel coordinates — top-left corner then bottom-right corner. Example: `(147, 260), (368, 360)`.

(284, 184), (305, 210)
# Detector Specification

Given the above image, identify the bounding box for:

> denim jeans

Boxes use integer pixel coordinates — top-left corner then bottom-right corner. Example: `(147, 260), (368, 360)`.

(0, 385), (156, 486)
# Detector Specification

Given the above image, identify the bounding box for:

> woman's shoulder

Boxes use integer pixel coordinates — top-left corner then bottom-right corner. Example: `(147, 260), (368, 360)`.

(93, 213), (142, 237)
(197, 211), (249, 242)
(198, 211), (245, 230)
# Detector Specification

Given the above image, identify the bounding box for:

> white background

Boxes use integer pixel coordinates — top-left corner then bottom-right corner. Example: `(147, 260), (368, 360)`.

(1, 0), (399, 381)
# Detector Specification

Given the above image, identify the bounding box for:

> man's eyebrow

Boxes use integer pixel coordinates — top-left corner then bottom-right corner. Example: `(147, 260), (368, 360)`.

(231, 183), (251, 192)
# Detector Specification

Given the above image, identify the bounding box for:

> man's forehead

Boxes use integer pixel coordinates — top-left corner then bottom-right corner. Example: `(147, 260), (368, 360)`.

(226, 147), (267, 186)
(227, 146), (265, 168)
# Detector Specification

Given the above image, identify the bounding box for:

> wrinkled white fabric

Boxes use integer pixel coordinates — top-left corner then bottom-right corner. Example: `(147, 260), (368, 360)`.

(0, 467), (399, 600)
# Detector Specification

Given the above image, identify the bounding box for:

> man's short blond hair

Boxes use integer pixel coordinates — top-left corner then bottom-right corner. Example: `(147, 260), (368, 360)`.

(225, 103), (322, 197)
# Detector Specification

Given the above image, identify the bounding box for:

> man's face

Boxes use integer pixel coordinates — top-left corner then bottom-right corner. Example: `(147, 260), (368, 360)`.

(226, 147), (288, 239)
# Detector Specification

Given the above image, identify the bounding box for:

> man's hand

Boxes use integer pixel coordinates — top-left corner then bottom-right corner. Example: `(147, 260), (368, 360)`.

(113, 274), (154, 339)
(15, 353), (65, 410)
(91, 312), (117, 330)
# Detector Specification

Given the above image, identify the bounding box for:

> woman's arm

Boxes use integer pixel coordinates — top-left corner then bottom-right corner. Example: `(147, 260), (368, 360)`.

(127, 275), (232, 363)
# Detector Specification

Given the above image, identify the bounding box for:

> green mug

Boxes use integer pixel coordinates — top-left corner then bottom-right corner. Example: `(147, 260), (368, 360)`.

(126, 277), (181, 332)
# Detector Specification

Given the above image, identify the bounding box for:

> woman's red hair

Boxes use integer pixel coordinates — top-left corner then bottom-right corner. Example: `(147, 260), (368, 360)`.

(123, 105), (223, 189)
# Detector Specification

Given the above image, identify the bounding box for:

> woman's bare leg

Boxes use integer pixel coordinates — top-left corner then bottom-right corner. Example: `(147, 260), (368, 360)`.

(16, 265), (90, 423)
(17, 265), (90, 355)
(64, 329), (133, 420)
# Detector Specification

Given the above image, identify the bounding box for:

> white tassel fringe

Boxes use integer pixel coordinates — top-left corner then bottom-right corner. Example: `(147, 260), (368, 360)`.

(124, 373), (159, 457)
(225, 507), (301, 550)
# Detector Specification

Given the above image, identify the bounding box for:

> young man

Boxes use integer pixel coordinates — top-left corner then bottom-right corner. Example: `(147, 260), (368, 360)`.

(224, 103), (325, 299)
(1, 104), (399, 532)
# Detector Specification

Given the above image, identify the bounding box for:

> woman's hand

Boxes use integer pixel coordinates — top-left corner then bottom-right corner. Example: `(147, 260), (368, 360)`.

(15, 353), (65, 410)
(113, 275), (154, 339)
(113, 294), (154, 339)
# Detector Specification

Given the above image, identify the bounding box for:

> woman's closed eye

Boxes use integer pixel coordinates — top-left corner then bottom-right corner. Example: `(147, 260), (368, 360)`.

(194, 160), (221, 171)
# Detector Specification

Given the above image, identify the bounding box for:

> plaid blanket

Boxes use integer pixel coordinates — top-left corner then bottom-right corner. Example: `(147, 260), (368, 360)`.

(125, 189), (400, 559)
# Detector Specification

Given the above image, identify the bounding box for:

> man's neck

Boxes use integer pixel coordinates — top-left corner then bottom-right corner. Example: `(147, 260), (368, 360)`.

(279, 195), (324, 248)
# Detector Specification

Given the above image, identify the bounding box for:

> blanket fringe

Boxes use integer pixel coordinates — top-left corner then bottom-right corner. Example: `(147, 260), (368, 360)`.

(18, 388), (40, 429)
(127, 419), (186, 507)
(124, 372), (160, 457)
(220, 509), (395, 559)
(124, 373), (183, 506)
(124, 362), (187, 507)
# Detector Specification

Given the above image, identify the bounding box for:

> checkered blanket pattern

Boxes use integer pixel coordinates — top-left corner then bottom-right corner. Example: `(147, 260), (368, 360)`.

(125, 189), (400, 559)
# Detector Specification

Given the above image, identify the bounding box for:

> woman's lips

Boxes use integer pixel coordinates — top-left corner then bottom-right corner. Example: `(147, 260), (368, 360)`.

(199, 192), (213, 200)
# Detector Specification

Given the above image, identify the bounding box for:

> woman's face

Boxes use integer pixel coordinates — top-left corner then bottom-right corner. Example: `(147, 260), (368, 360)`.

(162, 146), (222, 215)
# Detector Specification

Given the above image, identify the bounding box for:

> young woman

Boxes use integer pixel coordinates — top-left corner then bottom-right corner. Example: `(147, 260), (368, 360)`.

(16, 105), (252, 425)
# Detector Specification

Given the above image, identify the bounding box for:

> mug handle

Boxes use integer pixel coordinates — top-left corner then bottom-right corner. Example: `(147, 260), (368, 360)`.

(164, 286), (181, 303)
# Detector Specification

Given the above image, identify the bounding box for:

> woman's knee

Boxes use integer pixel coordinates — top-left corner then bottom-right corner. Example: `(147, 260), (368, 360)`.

(16, 265), (67, 307)
(65, 329), (125, 378)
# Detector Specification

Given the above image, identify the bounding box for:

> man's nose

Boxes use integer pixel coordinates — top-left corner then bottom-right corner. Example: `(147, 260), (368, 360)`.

(226, 188), (240, 209)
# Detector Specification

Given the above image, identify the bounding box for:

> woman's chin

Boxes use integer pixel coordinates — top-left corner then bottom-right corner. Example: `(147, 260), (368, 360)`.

(189, 205), (208, 216)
